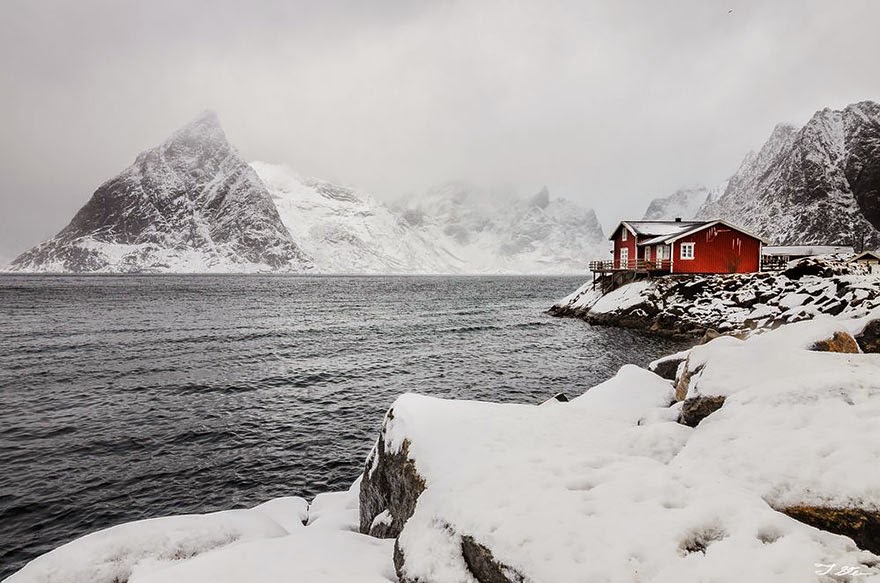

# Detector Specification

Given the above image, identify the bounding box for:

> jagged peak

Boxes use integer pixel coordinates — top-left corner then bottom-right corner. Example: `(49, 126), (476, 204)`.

(162, 110), (228, 150)
(529, 186), (550, 209)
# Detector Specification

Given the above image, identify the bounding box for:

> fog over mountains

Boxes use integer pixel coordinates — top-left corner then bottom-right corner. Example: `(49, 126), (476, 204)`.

(646, 101), (880, 249)
(8, 113), (606, 274)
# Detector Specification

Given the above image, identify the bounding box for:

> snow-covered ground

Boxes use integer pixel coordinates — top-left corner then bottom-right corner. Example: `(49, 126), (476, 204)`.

(8, 309), (880, 582)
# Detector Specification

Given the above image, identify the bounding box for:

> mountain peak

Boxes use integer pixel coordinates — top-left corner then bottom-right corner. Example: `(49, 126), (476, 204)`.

(529, 186), (550, 209)
(162, 110), (227, 150)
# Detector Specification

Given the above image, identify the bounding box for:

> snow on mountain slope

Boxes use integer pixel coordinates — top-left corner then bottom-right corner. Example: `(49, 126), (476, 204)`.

(395, 182), (607, 274)
(9, 112), (311, 273)
(252, 162), (463, 274)
(254, 167), (606, 274)
(642, 183), (725, 221)
(697, 101), (880, 247)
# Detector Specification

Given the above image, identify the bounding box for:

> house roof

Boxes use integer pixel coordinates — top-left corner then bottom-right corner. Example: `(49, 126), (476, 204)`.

(850, 250), (880, 262)
(763, 245), (854, 256)
(610, 220), (704, 241)
(611, 219), (768, 245)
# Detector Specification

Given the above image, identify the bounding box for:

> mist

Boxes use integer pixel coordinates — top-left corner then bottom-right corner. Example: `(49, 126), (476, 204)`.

(2, 0), (879, 257)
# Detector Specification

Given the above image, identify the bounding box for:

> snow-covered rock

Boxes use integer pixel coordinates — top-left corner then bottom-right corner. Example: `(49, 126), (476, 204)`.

(4, 508), (289, 583)
(551, 257), (880, 337)
(362, 371), (880, 582)
(697, 101), (880, 248)
(9, 112), (311, 273)
(129, 530), (396, 583)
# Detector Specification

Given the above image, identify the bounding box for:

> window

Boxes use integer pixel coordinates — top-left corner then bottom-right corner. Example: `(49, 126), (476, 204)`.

(644, 247), (651, 262)
(621, 228), (628, 241)
(681, 242), (695, 260)
(620, 247), (629, 267)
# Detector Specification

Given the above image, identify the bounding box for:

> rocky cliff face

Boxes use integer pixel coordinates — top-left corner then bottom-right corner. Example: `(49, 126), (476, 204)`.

(698, 101), (880, 247)
(642, 184), (723, 221)
(10, 112), (311, 273)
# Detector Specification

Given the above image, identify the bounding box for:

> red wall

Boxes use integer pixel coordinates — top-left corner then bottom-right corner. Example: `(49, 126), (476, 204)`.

(612, 225), (637, 268)
(671, 225), (761, 274)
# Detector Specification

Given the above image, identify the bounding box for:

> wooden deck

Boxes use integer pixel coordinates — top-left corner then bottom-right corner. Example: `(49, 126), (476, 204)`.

(588, 259), (672, 274)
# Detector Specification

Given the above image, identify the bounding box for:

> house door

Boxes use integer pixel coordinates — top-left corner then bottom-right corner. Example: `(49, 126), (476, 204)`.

(620, 247), (629, 268)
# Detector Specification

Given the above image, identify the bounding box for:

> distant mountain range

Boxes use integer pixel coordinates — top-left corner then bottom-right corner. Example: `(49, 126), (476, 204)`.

(645, 100), (880, 249)
(9, 113), (606, 274)
(9, 100), (880, 273)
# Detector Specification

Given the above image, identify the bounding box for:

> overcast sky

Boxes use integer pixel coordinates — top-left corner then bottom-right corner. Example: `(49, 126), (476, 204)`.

(1, 0), (879, 258)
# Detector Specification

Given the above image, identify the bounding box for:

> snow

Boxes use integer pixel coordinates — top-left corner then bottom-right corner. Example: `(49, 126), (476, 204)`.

(672, 317), (880, 510)
(129, 530), (396, 583)
(4, 508), (288, 583)
(306, 478), (361, 531)
(250, 496), (309, 532)
(382, 381), (879, 582)
(589, 280), (653, 313)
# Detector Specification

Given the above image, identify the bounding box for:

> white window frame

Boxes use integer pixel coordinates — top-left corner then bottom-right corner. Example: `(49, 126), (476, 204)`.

(680, 242), (695, 260)
(620, 247), (629, 267)
(621, 228), (628, 241)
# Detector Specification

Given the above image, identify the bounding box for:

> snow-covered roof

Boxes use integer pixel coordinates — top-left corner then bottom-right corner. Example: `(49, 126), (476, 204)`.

(611, 219), (768, 245)
(763, 245), (854, 257)
(609, 220), (704, 241)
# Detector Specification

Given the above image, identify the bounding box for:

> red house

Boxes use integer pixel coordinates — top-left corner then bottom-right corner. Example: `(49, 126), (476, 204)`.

(595, 219), (765, 274)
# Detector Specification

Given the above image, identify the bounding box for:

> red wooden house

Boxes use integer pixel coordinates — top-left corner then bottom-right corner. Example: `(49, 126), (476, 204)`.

(592, 219), (766, 275)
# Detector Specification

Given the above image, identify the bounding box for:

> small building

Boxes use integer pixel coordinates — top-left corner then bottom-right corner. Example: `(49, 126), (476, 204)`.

(850, 250), (880, 274)
(591, 218), (765, 275)
(761, 245), (855, 263)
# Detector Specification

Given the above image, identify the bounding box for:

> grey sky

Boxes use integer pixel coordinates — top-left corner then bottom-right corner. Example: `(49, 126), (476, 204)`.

(2, 0), (879, 258)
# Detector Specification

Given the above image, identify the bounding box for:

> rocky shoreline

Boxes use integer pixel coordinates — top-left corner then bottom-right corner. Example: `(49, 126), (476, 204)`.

(549, 257), (880, 339)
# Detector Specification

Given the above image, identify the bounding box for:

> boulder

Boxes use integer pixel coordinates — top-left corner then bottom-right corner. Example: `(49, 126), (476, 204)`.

(649, 355), (687, 381)
(781, 506), (880, 554)
(856, 319), (880, 353)
(679, 396), (726, 427)
(809, 331), (860, 353)
(359, 413), (426, 539)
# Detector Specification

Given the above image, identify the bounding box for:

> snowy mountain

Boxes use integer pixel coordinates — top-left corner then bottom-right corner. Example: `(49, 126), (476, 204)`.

(394, 182), (607, 273)
(252, 162), (462, 273)
(10, 113), (605, 274)
(257, 166), (606, 274)
(641, 184), (725, 221)
(697, 101), (880, 247)
(10, 112), (311, 273)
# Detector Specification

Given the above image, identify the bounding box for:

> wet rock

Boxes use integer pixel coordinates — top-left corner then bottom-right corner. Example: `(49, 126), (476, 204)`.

(809, 331), (860, 353)
(359, 413), (426, 538)
(782, 506), (880, 554)
(679, 396), (727, 427)
(856, 320), (880, 353)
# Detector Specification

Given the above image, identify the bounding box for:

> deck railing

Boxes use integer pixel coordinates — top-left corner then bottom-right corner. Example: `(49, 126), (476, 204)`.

(588, 259), (672, 272)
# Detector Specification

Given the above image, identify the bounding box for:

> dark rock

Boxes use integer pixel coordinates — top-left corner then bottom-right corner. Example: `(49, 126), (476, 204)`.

(856, 320), (880, 353)
(679, 396), (727, 427)
(782, 506), (880, 554)
(359, 411), (426, 538)
(461, 536), (526, 583)
(650, 356), (687, 381)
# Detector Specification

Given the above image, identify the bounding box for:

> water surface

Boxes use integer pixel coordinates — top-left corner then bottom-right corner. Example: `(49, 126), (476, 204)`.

(0, 275), (689, 578)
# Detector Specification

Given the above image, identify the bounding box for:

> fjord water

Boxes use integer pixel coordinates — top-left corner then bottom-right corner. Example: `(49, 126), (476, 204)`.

(0, 275), (688, 578)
